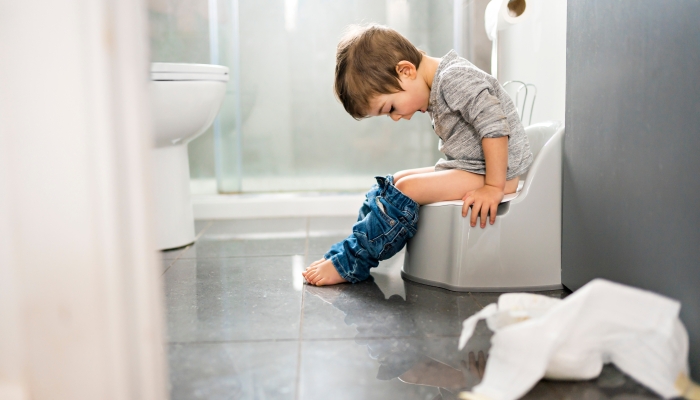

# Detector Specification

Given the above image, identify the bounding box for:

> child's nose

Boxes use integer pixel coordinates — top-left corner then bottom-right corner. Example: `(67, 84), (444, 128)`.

(390, 114), (401, 121)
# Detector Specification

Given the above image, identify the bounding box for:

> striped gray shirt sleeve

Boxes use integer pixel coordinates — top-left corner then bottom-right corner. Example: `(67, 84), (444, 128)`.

(441, 67), (510, 139)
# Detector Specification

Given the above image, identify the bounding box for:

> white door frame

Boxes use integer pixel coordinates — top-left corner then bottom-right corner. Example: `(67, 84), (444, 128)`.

(0, 1), (167, 399)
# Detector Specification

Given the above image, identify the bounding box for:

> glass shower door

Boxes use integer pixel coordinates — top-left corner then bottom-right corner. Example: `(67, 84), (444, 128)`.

(151, 0), (476, 193)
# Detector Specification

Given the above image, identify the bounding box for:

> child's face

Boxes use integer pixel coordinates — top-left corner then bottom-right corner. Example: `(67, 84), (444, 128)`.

(367, 62), (430, 121)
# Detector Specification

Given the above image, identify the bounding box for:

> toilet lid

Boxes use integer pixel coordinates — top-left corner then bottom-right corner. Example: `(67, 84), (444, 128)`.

(151, 63), (229, 82)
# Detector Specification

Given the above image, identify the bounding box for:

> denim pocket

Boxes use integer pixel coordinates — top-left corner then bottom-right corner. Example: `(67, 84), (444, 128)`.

(374, 197), (397, 227)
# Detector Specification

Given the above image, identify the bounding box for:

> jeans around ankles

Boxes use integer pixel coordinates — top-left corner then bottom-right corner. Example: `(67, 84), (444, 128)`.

(324, 175), (420, 283)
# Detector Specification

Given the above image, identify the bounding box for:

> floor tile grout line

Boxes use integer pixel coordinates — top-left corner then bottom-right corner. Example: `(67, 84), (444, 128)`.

(168, 339), (300, 345)
(160, 221), (214, 277)
(161, 247), (187, 276)
(174, 252), (324, 261)
(468, 292), (486, 309)
(304, 216), (310, 266)
(167, 334), (466, 345)
(195, 220), (214, 240)
(293, 217), (311, 400)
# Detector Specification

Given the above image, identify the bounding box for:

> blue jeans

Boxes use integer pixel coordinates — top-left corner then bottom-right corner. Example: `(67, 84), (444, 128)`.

(324, 175), (420, 283)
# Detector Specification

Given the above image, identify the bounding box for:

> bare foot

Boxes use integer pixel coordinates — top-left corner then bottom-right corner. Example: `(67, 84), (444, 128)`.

(302, 258), (347, 286)
(301, 258), (324, 281)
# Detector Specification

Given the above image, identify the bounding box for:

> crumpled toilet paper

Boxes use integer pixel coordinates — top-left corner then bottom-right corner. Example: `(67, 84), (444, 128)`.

(457, 279), (699, 400)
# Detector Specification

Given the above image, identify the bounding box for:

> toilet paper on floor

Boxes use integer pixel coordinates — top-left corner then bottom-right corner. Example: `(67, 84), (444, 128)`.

(484, 0), (530, 41)
(458, 279), (699, 400)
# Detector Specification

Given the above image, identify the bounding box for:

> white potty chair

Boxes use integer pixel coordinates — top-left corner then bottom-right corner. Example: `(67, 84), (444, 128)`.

(402, 121), (564, 292)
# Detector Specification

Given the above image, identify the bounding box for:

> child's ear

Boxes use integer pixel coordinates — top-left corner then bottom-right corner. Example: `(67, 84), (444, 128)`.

(396, 61), (417, 79)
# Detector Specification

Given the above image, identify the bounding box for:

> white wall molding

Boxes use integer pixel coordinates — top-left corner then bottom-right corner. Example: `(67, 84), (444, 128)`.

(193, 193), (365, 219)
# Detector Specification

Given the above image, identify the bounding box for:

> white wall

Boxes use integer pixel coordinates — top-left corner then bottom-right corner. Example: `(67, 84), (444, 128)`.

(0, 1), (168, 399)
(496, 0), (567, 125)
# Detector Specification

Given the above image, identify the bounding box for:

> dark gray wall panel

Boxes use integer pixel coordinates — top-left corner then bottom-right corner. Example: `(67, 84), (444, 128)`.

(564, 0), (700, 379)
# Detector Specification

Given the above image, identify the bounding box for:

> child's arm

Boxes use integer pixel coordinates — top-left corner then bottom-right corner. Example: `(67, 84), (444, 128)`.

(461, 136), (508, 227)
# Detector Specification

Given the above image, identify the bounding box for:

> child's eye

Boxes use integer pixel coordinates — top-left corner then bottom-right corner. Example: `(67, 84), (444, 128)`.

(389, 106), (395, 113)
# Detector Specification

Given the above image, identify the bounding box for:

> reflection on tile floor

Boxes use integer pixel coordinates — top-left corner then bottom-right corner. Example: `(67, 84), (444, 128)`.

(162, 217), (661, 400)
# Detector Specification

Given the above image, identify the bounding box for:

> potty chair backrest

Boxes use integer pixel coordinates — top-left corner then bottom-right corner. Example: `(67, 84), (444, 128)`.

(517, 121), (565, 187)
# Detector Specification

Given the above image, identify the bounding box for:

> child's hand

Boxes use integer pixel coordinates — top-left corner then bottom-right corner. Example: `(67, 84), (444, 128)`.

(461, 185), (504, 228)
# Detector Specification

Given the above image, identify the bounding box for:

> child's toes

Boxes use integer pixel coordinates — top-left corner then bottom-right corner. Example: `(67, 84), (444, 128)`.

(308, 258), (324, 268)
(306, 270), (319, 283)
(311, 275), (324, 286)
(304, 264), (318, 273)
(304, 265), (317, 275)
(302, 270), (312, 281)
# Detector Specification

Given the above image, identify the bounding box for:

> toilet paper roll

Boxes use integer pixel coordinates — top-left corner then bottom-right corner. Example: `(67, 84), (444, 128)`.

(484, 0), (530, 41)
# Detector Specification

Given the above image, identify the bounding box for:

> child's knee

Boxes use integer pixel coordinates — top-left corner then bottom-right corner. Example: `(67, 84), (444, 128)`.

(394, 176), (419, 202)
(392, 170), (407, 183)
(393, 169), (414, 185)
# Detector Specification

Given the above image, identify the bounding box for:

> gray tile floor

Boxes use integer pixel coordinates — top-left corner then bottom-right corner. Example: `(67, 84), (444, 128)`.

(161, 217), (661, 400)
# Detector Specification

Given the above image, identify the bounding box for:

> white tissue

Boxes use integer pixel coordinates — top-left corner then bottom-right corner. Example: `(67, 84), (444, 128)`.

(484, 0), (530, 41)
(458, 279), (694, 400)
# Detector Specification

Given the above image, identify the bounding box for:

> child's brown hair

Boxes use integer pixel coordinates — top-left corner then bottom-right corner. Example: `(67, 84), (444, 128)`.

(334, 24), (423, 120)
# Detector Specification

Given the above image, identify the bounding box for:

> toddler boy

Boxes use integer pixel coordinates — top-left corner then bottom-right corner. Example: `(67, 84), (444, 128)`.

(302, 24), (532, 286)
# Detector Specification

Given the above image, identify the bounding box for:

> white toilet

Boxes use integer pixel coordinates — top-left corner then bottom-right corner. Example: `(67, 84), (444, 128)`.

(403, 121), (565, 291)
(150, 63), (228, 250)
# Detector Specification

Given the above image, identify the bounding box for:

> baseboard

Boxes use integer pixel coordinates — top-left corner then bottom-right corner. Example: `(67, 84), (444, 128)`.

(192, 192), (365, 219)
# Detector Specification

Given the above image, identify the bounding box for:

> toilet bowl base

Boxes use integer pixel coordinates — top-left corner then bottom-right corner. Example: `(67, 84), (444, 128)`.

(153, 144), (196, 250)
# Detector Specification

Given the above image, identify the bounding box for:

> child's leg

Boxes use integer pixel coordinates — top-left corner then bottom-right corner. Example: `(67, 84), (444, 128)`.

(393, 166), (436, 183)
(356, 166), (434, 222)
(303, 170), (519, 286)
(307, 171), (429, 286)
(304, 175), (419, 286)
(360, 169), (517, 228)
(394, 169), (519, 205)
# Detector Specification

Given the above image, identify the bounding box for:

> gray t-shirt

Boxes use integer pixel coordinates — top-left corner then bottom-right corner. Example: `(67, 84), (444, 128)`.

(428, 50), (532, 180)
